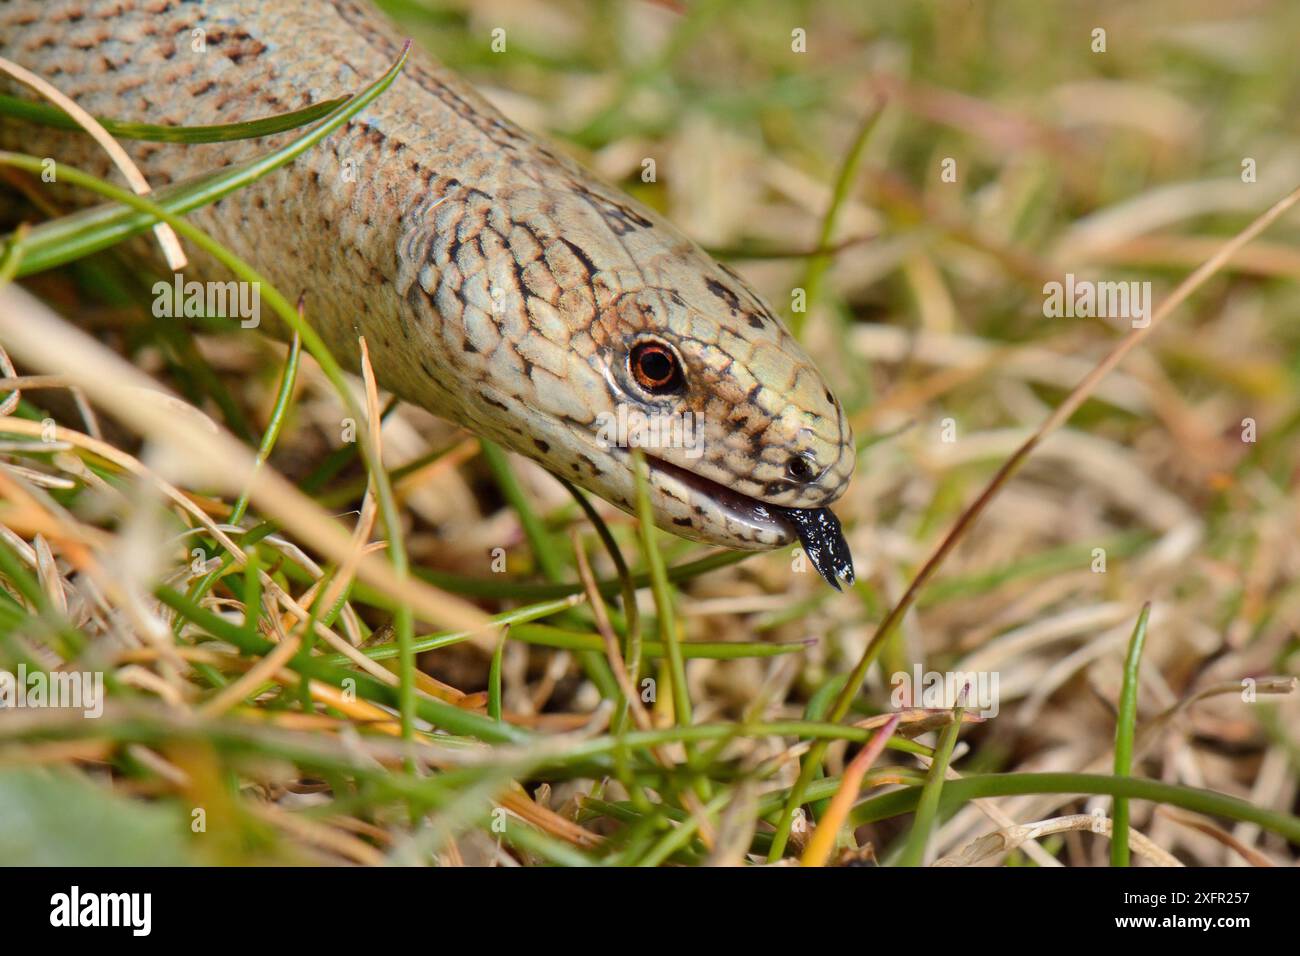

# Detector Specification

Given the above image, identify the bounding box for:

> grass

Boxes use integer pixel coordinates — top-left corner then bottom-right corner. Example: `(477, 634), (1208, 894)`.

(1110, 603), (1152, 866)
(0, 0), (1298, 866)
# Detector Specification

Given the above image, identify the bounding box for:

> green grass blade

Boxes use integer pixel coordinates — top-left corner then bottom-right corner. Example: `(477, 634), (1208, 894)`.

(1112, 602), (1151, 866)
(850, 771), (1300, 847)
(789, 105), (880, 339)
(489, 629), (506, 723)
(631, 450), (690, 727)
(0, 91), (349, 143)
(411, 548), (751, 600)
(897, 699), (966, 866)
(230, 332), (301, 526)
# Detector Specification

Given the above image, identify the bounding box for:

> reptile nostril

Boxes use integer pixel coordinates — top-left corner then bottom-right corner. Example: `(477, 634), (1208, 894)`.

(786, 454), (816, 482)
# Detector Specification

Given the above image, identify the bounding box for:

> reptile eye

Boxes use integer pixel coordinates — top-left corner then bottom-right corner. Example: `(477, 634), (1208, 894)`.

(629, 341), (684, 395)
(786, 454), (816, 482)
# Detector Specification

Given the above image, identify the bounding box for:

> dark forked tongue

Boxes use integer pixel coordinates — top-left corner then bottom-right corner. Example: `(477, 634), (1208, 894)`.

(774, 506), (855, 590)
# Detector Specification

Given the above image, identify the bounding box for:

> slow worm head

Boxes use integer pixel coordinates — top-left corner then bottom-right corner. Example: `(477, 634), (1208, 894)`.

(0, 0), (857, 586)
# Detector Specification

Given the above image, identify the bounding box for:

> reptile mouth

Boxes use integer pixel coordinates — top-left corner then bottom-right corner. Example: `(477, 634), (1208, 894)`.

(642, 454), (855, 590)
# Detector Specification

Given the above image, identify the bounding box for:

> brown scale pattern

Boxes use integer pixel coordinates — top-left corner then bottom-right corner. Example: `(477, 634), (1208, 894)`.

(0, 0), (855, 549)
